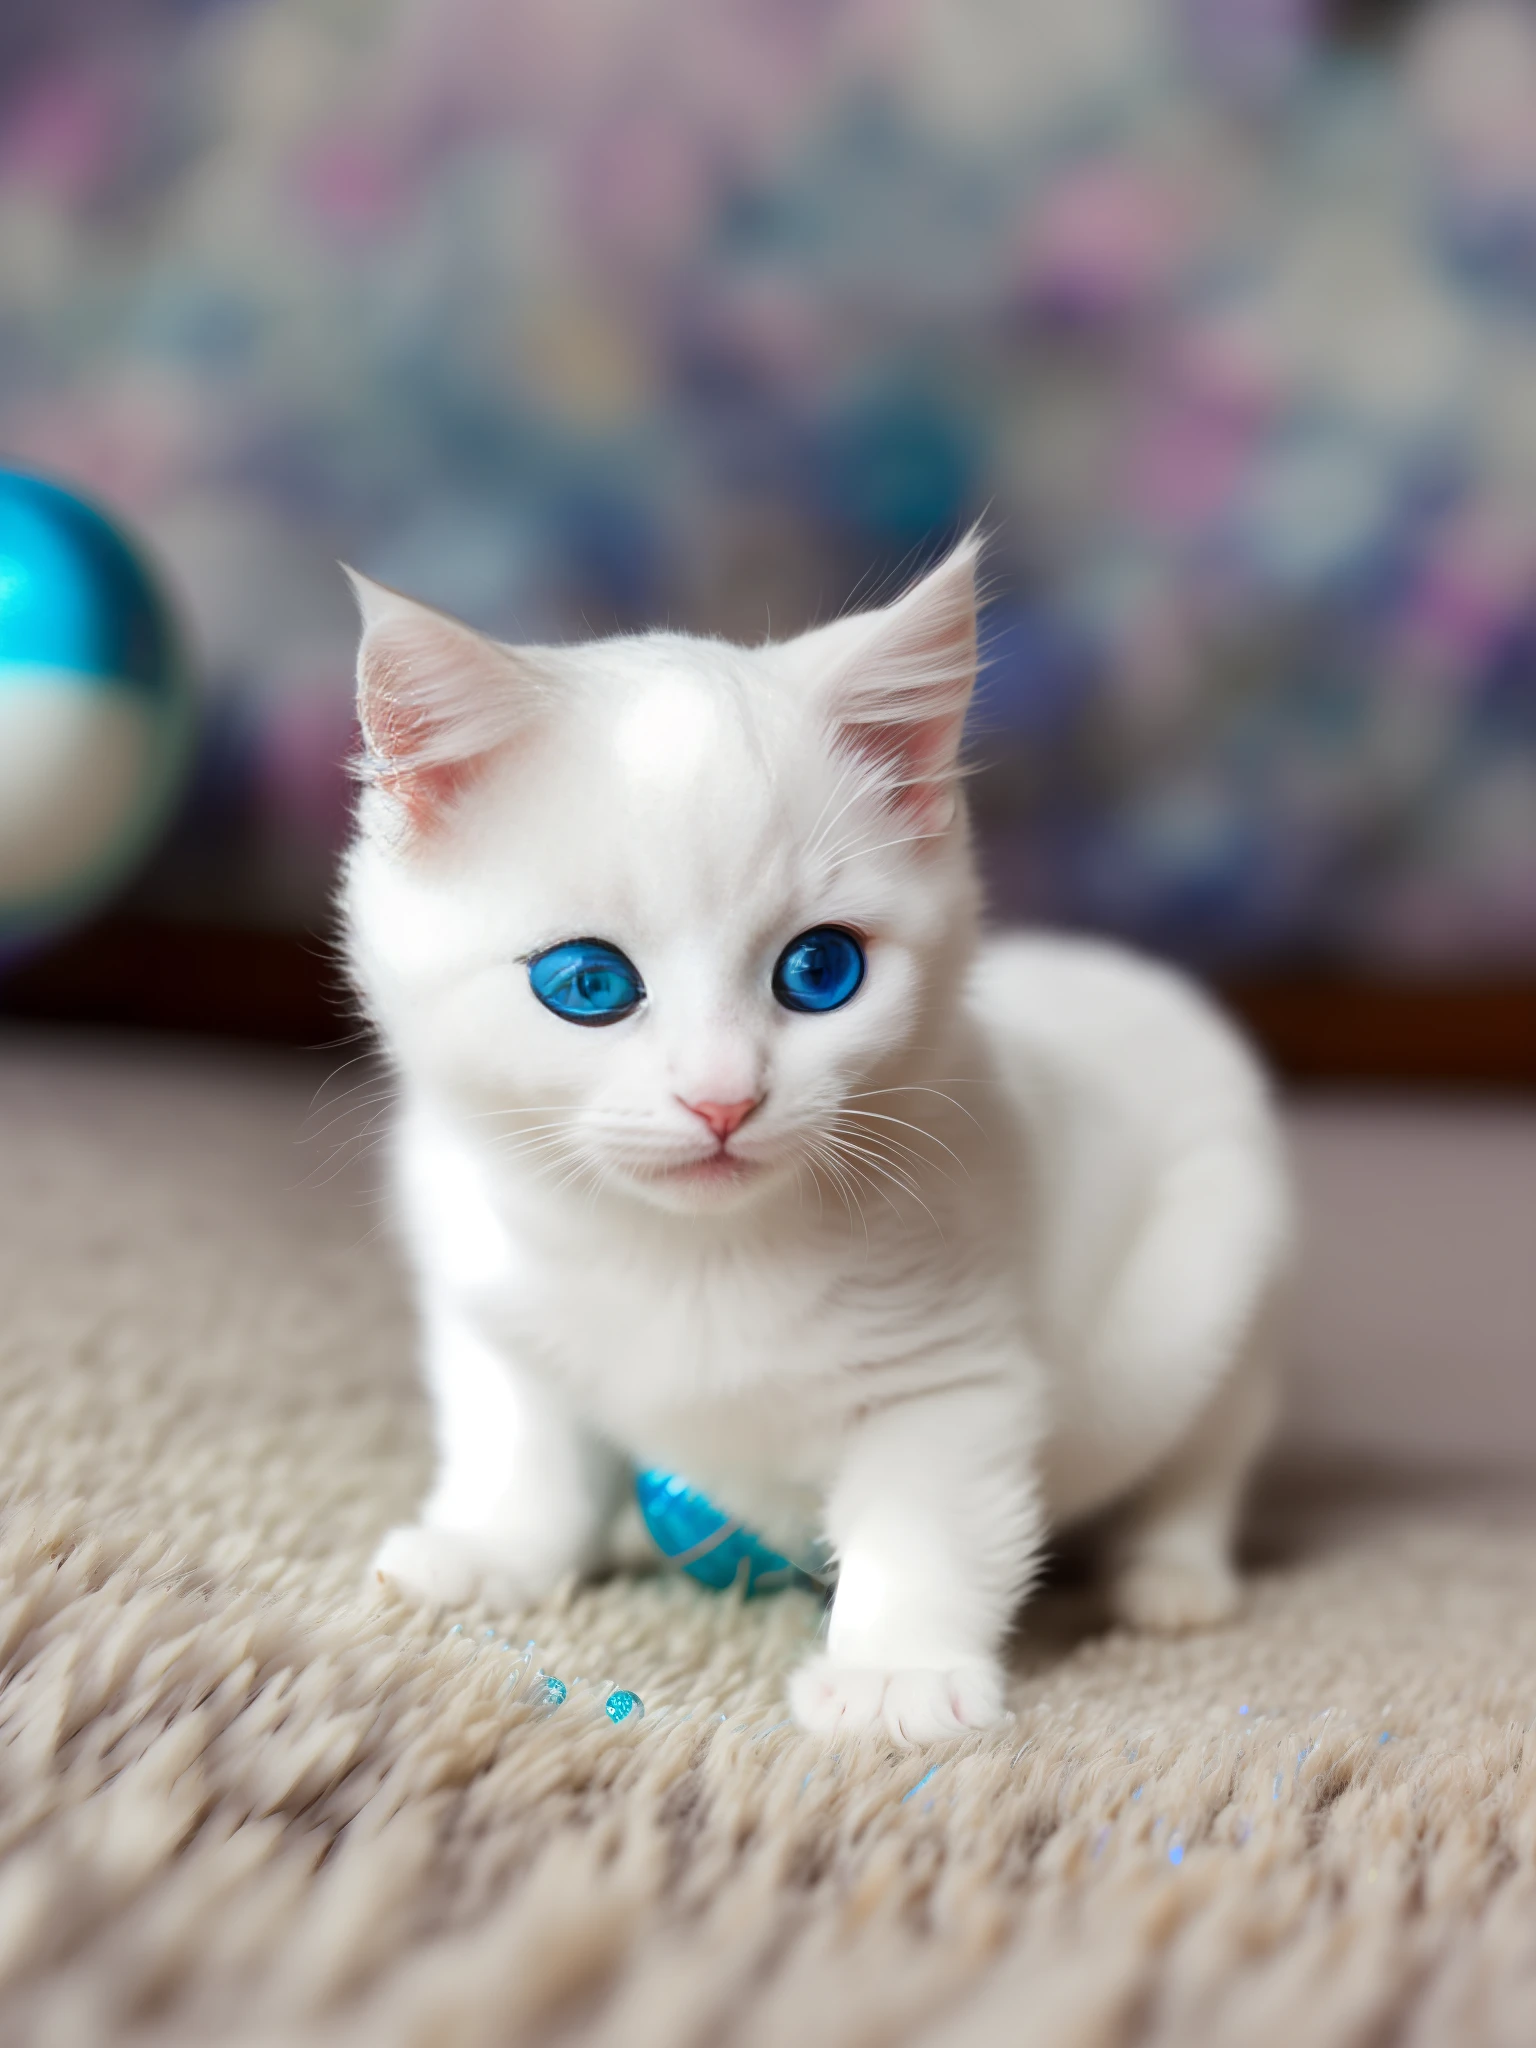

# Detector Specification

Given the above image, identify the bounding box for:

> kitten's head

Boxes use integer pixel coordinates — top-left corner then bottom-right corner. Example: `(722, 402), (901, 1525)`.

(341, 540), (984, 1216)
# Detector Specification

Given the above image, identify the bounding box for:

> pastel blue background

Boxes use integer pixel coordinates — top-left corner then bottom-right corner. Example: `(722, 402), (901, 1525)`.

(2, 0), (1533, 968)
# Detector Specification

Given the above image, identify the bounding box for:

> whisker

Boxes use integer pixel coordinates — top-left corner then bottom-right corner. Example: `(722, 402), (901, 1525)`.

(805, 1135), (868, 1249)
(299, 1095), (401, 1165)
(842, 1084), (987, 1130)
(484, 1118), (585, 1145)
(834, 1107), (970, 1177)
(488, 1135), (584, 1168)
(831, 1128), (955, 1196)
(827, 1115), (938, 1176)
(829, 1147), (907, 1227)
(829, 1133), (945, 1241)
(546, 1150), (598, 1202)
(305, 1051), (387, 1114)
(457, 1103), (644, 1126)
(828, 1130), (921, 1199)
(298, 1087), (399, 1145)
(297, 1123), (398, 1190)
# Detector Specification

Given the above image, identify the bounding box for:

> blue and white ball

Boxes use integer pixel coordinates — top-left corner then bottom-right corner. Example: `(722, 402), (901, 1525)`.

(0, 470), (191, 955)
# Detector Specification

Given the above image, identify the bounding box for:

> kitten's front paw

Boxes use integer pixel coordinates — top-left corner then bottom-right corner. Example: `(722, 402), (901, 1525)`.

(789, 1655), (1006, 1746)
(1111, 1553), (1240, 1634)
(371, 1523), (543, 1617)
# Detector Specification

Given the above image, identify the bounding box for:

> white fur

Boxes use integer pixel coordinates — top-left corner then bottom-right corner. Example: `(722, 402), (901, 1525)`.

(341, 541), (1293, 1747)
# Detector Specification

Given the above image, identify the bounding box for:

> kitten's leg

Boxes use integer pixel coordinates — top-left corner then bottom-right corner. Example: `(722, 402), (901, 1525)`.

(1108, 1332), (1277, 1634)
(790, 1379), (1044, 1745)
(373, 1307), (622, 1614)
(1082, 1137), (1288, 1633)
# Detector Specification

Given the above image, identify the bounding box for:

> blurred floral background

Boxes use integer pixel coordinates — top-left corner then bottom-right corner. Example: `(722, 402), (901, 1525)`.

(3, 0), (1534, 968)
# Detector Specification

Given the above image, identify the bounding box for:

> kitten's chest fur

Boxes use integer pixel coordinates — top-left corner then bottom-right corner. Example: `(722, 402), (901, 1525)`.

(402, 1106), (1001, 1499)
(520, 1241), (850, 1488)
(516, 1219), (985, 1494)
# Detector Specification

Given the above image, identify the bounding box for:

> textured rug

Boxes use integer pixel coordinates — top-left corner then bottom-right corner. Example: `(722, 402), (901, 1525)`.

(1, 1032), (1534, 2048)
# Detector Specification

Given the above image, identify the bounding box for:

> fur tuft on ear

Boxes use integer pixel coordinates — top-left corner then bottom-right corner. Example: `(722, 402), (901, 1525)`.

(344, 569), (547, 832)
(817, 531), (982, 837)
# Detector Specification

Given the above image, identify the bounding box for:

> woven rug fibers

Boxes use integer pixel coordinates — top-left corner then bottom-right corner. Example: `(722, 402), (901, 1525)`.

(1, 1034), (1534, 2048)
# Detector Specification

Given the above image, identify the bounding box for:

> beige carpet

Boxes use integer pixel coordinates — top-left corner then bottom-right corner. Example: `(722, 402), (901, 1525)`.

(2, 1033), (1535, 2048)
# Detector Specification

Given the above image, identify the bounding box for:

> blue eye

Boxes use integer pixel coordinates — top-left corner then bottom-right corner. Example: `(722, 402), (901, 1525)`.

(528, 939), (644, 1025)
(773, 927), (865, 1013)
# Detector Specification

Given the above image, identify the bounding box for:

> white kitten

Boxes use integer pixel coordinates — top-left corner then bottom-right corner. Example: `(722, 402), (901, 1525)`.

(341, 538), (1292, 1745)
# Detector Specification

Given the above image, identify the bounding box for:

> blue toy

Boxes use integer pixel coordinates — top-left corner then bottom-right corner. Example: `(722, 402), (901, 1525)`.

(0, 470), (191, 955)
(635, 1469), (831, 1597)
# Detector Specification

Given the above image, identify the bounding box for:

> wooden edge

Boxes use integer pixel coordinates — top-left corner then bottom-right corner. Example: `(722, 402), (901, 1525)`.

(2, 913), (1534, 1085)
(1219, 976), (1536, 1088)
(0, 915), (355, 1048)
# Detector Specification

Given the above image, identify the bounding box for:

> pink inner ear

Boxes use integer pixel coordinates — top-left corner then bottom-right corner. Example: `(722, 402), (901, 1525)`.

(359, 682), (481, 834)
(374, 751), (481, 836)
(353, 590), (526, 834)
(832, 542), (980, 836)
(837, 709), (962, 833)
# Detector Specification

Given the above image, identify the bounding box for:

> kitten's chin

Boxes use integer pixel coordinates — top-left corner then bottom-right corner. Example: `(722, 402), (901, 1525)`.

(616, 1150), (784, 1215)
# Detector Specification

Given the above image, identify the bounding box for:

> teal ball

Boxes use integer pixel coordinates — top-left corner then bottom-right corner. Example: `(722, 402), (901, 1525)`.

(0, 470), (192, 952)
(604, 1688), (644, 1724)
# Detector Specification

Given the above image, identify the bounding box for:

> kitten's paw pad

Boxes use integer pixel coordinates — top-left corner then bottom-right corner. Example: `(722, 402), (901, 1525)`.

(789, 1656), (1006, 1745)
(371, 1524), (535, 1616)
(1111, 1554), (1240, 1634)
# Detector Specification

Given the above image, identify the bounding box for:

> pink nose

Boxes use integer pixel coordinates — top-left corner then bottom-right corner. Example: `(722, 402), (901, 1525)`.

(682, 1097), (760, 1143)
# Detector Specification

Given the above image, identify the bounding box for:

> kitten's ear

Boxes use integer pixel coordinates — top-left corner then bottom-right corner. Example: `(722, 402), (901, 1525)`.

(817, 533), (981, 837)
(344, 569), (544, 832)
